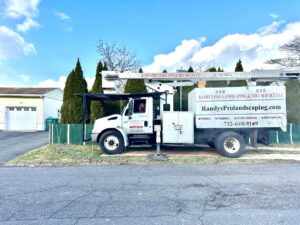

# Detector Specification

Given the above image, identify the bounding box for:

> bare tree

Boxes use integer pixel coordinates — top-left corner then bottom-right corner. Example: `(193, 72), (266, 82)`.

(266, 36), (300, 67)
(97, 40), (140, 71)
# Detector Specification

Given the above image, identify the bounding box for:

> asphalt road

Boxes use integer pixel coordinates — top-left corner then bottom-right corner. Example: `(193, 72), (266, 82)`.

(0, 163), (299, 225)
(0, 131), (48, 163)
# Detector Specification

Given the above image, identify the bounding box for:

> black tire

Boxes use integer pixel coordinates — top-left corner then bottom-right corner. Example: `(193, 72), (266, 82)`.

(215, 131), (245, 158)
(99, 130), (124, 155)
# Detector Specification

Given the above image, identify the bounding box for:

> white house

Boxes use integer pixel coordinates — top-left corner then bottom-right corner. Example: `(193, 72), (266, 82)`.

(0, 87), (63, 131)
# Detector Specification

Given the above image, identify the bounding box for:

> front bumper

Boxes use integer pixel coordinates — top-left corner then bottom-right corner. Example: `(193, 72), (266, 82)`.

(91, 133), (98, 142)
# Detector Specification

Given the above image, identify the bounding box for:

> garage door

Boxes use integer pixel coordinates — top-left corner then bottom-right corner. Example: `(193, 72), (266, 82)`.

(6, 107), (37, 130)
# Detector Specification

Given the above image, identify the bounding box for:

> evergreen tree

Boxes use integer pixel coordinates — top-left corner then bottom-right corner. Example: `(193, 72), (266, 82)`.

(207, 67), (217, 72)
(90, 61), (105, 123)
(61, 59), (88, 124)
(205, 67), (227, 87)
(162, 69), (167, 73)
(124, 67), (146, 93)
(217, 67), (222, 72)
(103, 61), (108, 71)
(61, 70), (75, 123)
(187, 66), (194, 72)
(73, 59), (88, 123)
(229, 59), (247, 87)
(235, 59), (243, 71)
(286, 80), (300, 122)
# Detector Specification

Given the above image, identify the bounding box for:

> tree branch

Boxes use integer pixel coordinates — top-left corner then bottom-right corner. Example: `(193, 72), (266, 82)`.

(96, 40), (140, 71)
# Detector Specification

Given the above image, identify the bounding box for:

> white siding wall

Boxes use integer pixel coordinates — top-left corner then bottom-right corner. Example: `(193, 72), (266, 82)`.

(43, 89), (63, 129)
(43, 97), (62, 120)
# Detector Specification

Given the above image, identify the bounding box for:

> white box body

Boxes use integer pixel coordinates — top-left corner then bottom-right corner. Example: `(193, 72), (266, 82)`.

(188, 86), (287, 131)
(162, 111), (194, 144)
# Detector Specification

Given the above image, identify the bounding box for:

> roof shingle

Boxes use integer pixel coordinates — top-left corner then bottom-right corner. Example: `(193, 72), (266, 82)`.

(0, 87), (59, 95)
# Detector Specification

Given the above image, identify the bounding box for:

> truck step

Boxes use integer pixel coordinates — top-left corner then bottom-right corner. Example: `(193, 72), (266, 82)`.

(129, 135), (153, 146)
(130, 135), (151, 139)
(128, 144), (152, 148)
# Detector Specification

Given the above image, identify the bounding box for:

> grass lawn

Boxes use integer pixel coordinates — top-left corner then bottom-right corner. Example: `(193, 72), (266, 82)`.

(5, 144), (300, 166)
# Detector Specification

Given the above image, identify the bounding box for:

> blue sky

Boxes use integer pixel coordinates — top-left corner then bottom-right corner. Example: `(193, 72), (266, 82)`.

(1, 0), (300, 89)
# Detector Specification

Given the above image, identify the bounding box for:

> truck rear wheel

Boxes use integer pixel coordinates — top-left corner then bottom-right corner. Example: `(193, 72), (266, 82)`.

(215, 131), (245, 158)
(99, 130), (124, 155)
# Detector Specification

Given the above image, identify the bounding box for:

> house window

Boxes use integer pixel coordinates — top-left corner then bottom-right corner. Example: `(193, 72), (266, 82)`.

(31, 107), (36, 111)
(8, 107), (14, 111)
(16, 107), (22, 111)
(24, 107), (29, 111)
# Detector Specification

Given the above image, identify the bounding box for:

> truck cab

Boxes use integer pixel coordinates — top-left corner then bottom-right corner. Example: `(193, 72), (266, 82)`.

(122, 97), (154, 134)
(91, 97), (156, 154)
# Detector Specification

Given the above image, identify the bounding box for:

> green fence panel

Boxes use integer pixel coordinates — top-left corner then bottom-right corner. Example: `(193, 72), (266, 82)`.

(85, 124), (94, 145)
(268, 130), (278, 144)
(69, 124), (94, 145)
(50, 123), (94, 145)
(50, 123), (300, 145)
(69, 124), (83, 145)
(292, 123), (300, 143)
(86, 124), (94, 137)
(278, 124), (291, 144)
(51, 124), (67, 144)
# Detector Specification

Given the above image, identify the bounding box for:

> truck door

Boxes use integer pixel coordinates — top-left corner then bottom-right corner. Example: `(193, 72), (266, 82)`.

(123, 98), (153, 134)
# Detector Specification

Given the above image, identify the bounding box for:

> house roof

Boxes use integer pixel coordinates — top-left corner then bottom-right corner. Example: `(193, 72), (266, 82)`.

(0, 87), (60, 96)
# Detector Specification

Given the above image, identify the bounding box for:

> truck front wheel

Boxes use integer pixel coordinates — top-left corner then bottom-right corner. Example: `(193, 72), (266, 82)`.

(215, 131), (245, 158)
(99, 130), (124, 155)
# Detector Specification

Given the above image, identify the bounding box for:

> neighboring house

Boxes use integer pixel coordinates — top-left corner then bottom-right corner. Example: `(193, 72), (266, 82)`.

(0, 87), (63, 131)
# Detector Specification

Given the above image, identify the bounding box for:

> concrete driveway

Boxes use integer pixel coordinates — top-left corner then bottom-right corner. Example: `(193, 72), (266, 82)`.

(0, 131), (48, 163)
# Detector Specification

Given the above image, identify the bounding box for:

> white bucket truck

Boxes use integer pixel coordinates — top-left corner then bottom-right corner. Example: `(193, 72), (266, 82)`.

(80, 69), (299, 157)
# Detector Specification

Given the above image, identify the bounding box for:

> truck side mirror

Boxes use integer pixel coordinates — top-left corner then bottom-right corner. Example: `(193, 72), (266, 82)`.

(163, 104), (170, 111)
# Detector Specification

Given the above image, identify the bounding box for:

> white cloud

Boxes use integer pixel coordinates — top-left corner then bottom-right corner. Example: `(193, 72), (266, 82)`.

(55, 11), (71, 21)
(37, 76), (95, 90)
(16, 18), (40, 32)
(55, 11), (72, 32)
(3, 0), (41, 32)
(0, 26), (36, 59)
(4, 0), (40, 19)
(144, 39), (204, 72)
(269, 13), (279, 19)
(257, 20), (286, 35)
(19, 74), (31, 82)
(37, 76), (67, 90)
(144, 21), (300, 72)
